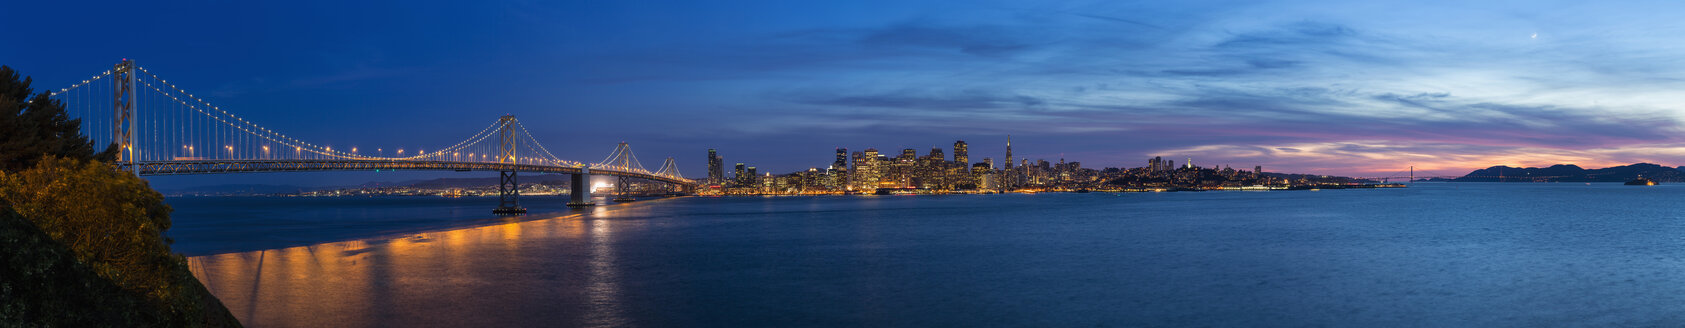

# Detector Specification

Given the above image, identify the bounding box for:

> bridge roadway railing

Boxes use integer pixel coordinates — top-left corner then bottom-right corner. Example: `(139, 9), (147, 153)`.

(124, 159), (695, 186)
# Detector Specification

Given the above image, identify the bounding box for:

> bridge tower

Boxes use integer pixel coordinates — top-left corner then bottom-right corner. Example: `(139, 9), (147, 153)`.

(112, 59), (137, 174)
(493, 115), (526, 214)
(655, 156), (687, 194)
(612, 142), (637, 202)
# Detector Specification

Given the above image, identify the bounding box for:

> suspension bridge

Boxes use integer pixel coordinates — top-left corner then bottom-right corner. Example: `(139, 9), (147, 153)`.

(49, 59), (695, 214)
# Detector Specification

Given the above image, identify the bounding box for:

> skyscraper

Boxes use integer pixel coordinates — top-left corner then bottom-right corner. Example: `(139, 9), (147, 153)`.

(859, 148), (881, 189)
(953, 140), (968, 171)
(1004, 135), (1014, 170)
(832, 148), (850, 189)
(707, 149), (724, 184)
(734, 163), (746, 185)
(833, 148), (848, 171)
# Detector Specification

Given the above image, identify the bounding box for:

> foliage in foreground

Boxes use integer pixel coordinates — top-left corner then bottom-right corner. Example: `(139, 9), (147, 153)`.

(0, 65), (239, 326)
(0, 157), (242, 327)
(1, 156), (175, 299)
(0, 207), (162, 326)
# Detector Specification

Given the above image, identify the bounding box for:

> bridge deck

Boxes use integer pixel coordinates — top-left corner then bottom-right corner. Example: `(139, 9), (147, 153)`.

(125, 160), (694, 186)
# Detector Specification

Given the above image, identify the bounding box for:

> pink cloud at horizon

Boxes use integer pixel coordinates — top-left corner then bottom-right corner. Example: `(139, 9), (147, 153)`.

(1152, 141), (1685, 178)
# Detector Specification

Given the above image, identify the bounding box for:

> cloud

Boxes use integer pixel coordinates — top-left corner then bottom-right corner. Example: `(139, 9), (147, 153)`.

(1156, 140), (1685, 176)
(856, 24), (1040, 57)
(786, 89), (1045, 112)
(509, 2), (1685, 174)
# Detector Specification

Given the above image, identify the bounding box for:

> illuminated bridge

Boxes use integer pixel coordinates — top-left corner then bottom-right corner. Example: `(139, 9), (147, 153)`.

(50, 60), (695, 213)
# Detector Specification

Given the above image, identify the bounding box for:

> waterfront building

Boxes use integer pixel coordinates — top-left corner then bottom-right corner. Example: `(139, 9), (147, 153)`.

(831, 148), (850, 190)
(833, 148), (849, 172)
(856, 148), (881, 190)
(954, 140), (969, 172)
(889, 149), (917, 188)
(696, 144), (1298, 195)
(734, 163), (747, 186)
(707, 149), (724, 185)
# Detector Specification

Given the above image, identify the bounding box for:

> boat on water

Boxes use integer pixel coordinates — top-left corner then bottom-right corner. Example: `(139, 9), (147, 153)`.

(1626, 177), (1658, 186)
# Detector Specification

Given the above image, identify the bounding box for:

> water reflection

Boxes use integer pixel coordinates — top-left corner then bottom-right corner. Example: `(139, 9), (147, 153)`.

(585, 206), (623, 327)
(187, 203), (643, 328)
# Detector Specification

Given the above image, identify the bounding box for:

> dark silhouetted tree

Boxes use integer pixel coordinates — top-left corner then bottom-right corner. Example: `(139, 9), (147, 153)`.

(0, 65), (116, 172)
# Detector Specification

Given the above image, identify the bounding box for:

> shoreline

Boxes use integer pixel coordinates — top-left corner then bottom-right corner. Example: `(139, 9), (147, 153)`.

(171, 196), (679, 257)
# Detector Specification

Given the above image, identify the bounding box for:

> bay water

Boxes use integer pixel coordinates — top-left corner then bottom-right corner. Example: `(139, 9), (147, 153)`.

(175, 183), (1685, 327)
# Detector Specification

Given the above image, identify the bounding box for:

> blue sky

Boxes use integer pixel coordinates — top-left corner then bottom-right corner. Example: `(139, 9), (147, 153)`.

(6, 0), (1685, 187)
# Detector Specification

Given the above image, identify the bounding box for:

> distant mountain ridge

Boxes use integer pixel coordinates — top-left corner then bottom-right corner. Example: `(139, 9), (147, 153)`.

(1453, 163), (1685, 182)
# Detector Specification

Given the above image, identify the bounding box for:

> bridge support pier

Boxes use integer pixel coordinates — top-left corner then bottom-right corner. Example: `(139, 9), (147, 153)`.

(568, 168), (595, 207)
(614, 176), (636, 202)
(493, 171), (526, 214)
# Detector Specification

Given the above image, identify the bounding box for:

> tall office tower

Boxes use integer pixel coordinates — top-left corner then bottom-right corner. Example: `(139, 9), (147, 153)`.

(901, 148), (917, 160)
(707, 149), (724, 184)
(983, 157), (995, 170)
(953, 140), (969, 171)
(1255, 165), (1262, 175)
(851, 151), (866, 189)
(1004, 135), (1014, 170)
(831, 148), (849, 189)
(925, 147), (946, 189)
(834, 148), (848, 171)
(734, 163), (747, 185)
(860, 148), (881, 189)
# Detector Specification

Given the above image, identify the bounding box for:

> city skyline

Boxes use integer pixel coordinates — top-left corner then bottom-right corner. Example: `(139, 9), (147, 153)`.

(9, 1), (1685, 189)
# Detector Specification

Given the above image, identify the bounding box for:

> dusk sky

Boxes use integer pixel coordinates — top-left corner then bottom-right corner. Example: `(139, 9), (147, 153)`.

(7, 0), (1685, 188)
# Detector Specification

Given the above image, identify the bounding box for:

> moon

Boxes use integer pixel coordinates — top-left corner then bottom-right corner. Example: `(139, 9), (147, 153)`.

(1531, 32), (1538, 39)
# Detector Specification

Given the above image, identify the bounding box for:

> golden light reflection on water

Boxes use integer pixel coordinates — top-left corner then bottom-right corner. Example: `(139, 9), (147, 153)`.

(186, 200), (661, 328)
(586, 206), (623, 327)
